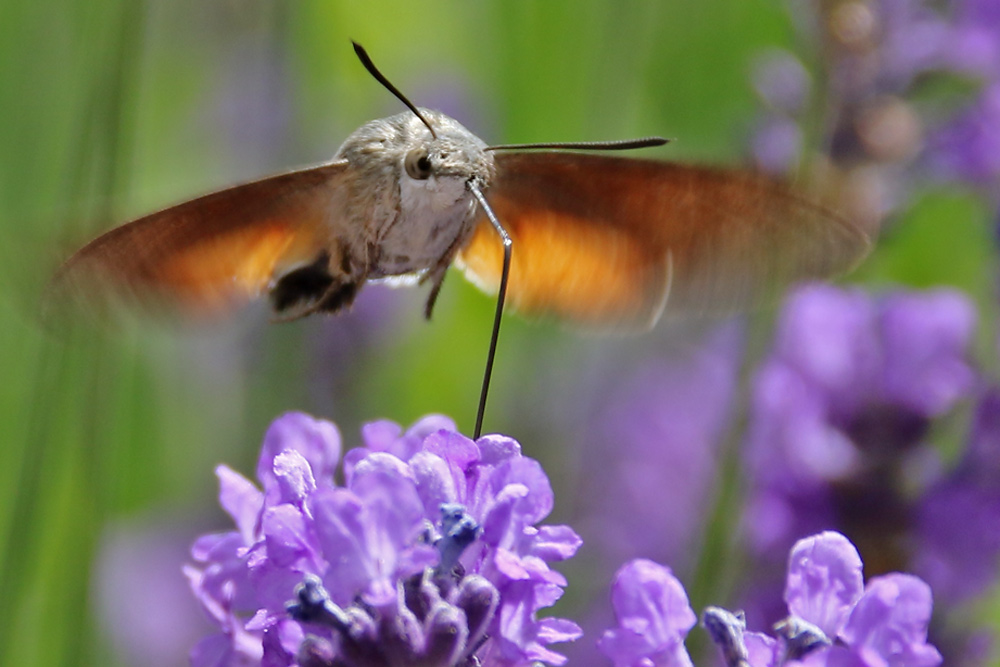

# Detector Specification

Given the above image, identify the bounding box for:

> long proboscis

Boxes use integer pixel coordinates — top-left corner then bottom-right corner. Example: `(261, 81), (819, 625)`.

(467, 180), (511, 440)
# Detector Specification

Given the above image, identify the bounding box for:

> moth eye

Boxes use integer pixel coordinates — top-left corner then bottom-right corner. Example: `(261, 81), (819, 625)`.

(404, 149), (433, 180)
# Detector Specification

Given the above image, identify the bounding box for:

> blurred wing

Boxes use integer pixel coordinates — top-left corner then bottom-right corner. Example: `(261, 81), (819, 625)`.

(52, 162), (347, 318)
(456, 152), (871, 331)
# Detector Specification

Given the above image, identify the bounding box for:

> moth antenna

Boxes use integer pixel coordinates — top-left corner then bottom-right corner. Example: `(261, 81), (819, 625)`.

(352, 41), (437, 140)
(467, 180), (510, 440)
(485, 137), (669, 151)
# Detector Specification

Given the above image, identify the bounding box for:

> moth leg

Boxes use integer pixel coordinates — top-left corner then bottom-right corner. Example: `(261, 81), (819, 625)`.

(420, 233), (468, 320)
(423, 268), (448, 320)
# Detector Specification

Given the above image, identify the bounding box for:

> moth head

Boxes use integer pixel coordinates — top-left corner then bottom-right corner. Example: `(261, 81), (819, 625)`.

(338, 110), (495, 192)
(405, 110), (495, 188)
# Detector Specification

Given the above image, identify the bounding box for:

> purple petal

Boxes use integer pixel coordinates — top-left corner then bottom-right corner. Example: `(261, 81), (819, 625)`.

(598, 559), (696, 667)
(355, 415), (458, 465)
(259, 620), (295, 667)
(187, 532), (258, 617)
(840, 574), (942, 666)
(529, 525), (583, 562)
(189, 628), (263, 667)
(486, 458), (554, 526)
(350, 457), (425, 546)
(311, 465), (435, 607)
(247, 559), (313, 622)
(256, 412), (340, 497)
(745, 631), (781, 667)
(309, 487), (372, 604)
(360, 419), (403, 451)
(409, 451), (461, 518)
(271, 450), (315, 507)
(480, 483), (527, 546)
(350, 450), (414, 481)
(423, 429), (481, 471)
(785, 532), (864, 638)
(404, 414), (458, 444)
(186, 576), (263, 666)
(216, 465), (263, 545)
(492, 579), (577, 666)
(492, 547), (535, 581)
(538, 617), (584, 644)
(190, 531), (244, 565)
(407, 432), (481, 516)
(492, 550), (567, 587)
(259, 504), (315, 569)
(476, 434), (522, 465)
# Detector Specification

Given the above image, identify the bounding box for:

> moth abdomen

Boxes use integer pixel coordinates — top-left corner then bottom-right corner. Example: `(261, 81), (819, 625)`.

(269, 252), (361, 320)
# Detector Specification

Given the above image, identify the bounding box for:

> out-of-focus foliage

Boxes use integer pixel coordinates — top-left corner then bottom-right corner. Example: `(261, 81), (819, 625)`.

(1, 1), (997, 666)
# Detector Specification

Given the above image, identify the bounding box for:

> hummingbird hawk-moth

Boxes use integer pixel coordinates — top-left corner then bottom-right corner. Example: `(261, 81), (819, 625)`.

(53, 43), (871, 435)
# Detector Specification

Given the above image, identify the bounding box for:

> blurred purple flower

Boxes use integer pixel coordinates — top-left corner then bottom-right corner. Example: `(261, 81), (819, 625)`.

(186, 411), (583, 666)
(598, 559), (696, 667)
(946, 0), (1000, 78)
(927, 81), (1000, 188)
(877, 0), (954, 86)
(561, 324), (740, 666)
(742, 284), (977, 559)
(749, 0), (1000, 227)
(578, 323), (742, 571)
(750, 49), (810, 173)
(750, 117), (803, 175)
(736, 284), (1000, 664)
(753, 49), (811, 114)
(894, 0), (1000, 210)
(96, 519), (214, 667)
(704, 532), (942, 667)
(915, 388), (1000, 604)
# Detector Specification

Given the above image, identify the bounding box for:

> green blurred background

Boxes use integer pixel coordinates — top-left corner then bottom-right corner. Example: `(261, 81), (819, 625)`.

(2, 1), (997, 665)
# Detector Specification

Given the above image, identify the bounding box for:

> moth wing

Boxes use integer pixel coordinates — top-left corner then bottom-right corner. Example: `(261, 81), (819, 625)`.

(456, 152), (872, 332)
(52, 161), (348, 319)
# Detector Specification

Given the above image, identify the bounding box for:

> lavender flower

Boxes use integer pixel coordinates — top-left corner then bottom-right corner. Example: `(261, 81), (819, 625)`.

(735, 283), (985, 661)
(748, 0), (1000, 228)
(926, 0), (1000, 200)
(704, 532), (943, 667)
(782, 532), (942, 667)
(742, 284), (977, 561)
(185, 412), (583, 666)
